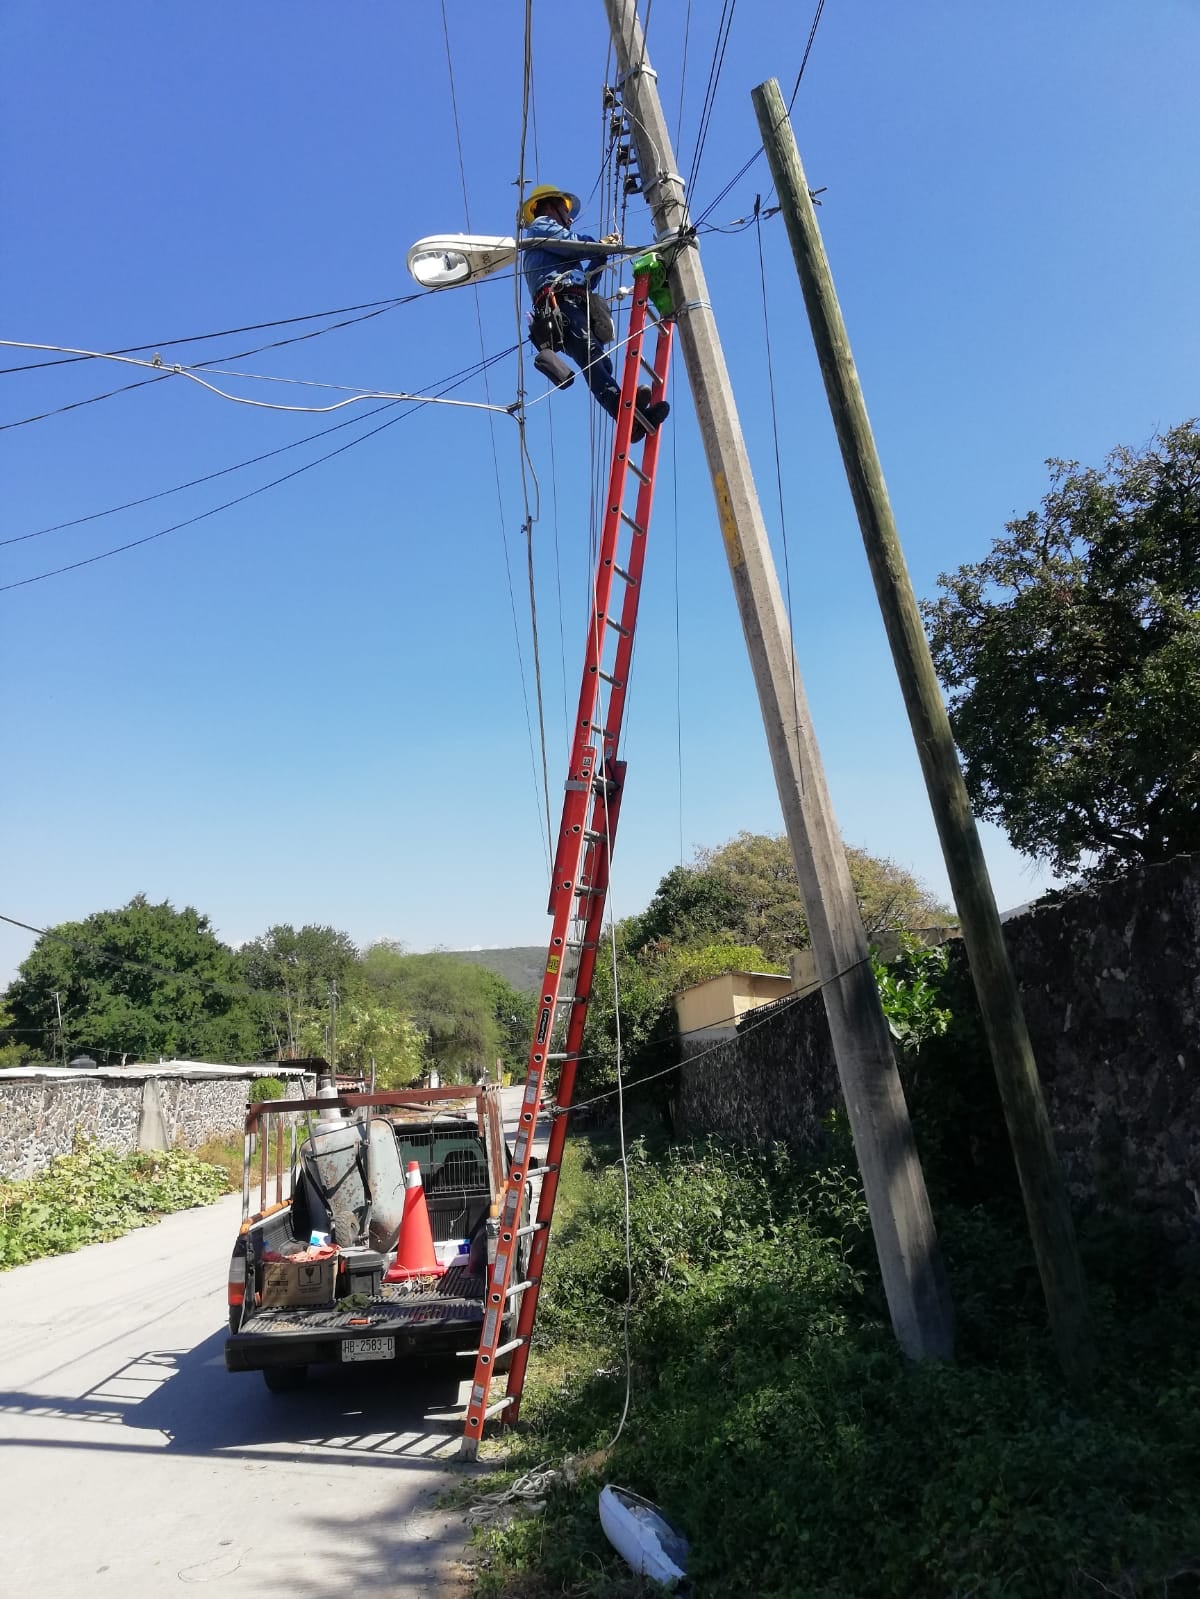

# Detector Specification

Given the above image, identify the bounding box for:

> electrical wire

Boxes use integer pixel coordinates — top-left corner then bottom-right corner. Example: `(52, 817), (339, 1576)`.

(0, 299), (419, 431)
(0, 339), (512, 419)
(0, 911), (268, 1003)
(754, 202), (803, 769)
(688, 0), (829, 232)
(789, 0), (827, 110)
(675, 0), (693, 155)
(564, 951), (875, 1115)
(439, 0), (552, 872)
(4, 383), (452, 550)
(512, 0), (554, 855)
(671, 360), (685, 869)
(0, 345), (516, 592)
(0, 295), (418, 376)
(684, 0), (739, 205)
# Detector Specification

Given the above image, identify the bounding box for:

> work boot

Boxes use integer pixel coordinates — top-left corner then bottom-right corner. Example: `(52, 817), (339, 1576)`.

(631, 385), (671, 445)
(533, 348), (575, 389)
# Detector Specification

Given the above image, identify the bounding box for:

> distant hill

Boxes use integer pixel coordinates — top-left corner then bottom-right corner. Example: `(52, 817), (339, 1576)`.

(442, 946), (546, 993)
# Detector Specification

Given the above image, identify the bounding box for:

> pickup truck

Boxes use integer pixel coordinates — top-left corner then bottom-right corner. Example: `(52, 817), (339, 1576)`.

(224, 1083), (531, 1392)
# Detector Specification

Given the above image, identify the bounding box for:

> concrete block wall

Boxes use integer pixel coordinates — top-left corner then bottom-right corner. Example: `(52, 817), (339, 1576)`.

(0, 1068), (315, 1181)
(677, 854), (1200, 1246)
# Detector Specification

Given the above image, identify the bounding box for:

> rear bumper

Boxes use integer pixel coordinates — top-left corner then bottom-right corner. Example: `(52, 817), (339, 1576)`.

(225, 1316), (479, 1371)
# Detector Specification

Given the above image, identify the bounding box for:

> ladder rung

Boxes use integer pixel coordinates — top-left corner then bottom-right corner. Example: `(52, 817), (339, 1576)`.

(482, 1394), (516, 1420)
(514, 1221), (548, 1239)
(597, 669), (623, 687)
(605, 616), (631, 637)
(490, 1337), (528, 1360)
(456, 1335), (528, 1359)
(565, 939), (596, 951)
(639, 356), (657, 379)
(583, 827), (610, 844)
(620, 511), (646, 536)
(627, 461), (650, 485)
(547, 1051), (581, 1060)
(612, 563), (636, 584)
(505, 1277), (537, 1300)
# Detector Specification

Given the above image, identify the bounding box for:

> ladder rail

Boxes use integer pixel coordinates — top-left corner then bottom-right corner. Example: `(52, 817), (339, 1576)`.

(503, 314), (674, 1416)
(461, 275), (674, 1457)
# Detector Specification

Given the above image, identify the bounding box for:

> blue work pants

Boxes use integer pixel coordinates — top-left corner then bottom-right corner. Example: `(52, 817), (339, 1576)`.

(557, 294), (621, 418)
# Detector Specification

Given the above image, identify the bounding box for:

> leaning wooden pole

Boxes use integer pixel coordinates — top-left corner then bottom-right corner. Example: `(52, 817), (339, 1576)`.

(604, 0), (954, 1363)
(752, 76), (1092, 1387)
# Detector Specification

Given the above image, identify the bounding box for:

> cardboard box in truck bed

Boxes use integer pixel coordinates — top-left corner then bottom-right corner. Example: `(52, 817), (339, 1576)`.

(258, 1254), (337, 1308)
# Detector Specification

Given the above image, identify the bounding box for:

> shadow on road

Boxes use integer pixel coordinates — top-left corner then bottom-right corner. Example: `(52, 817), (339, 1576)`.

(0, 1327), (483, 1472)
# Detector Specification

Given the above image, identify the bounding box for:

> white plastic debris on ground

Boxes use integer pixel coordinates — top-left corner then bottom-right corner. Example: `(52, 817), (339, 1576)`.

(598, 1484), (688, 1585)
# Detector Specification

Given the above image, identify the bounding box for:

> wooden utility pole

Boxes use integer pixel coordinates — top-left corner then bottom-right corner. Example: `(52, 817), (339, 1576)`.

(752, 77), (1092, 1386)
(603, 0), (954, 1360)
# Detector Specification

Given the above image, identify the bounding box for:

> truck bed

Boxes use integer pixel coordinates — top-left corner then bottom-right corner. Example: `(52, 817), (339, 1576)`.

(226, 1266), (487, 1372)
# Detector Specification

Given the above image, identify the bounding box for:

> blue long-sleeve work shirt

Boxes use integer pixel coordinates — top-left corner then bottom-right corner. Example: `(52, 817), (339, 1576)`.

(521, 216), (609, 300)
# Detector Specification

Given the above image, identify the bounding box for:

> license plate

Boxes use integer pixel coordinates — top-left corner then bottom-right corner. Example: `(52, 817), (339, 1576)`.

(342, 1336), (395, 1362)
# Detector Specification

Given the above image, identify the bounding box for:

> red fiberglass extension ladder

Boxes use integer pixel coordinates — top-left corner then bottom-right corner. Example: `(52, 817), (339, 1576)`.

(461, 271), (674, 1458)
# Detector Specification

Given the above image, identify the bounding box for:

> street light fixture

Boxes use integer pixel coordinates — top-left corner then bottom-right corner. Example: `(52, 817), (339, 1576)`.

(406, 233), (517, 290)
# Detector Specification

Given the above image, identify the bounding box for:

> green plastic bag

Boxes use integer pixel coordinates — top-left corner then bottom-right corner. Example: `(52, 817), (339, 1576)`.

(631, 251), (674, 318)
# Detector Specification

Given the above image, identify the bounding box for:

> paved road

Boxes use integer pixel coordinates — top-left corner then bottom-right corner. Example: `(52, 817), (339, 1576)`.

(0, 1094), (549, 1598)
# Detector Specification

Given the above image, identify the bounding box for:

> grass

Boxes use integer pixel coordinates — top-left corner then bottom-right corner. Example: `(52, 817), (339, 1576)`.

(192, 1130), (289, 1195)
(463, 1126), (1200, 1599)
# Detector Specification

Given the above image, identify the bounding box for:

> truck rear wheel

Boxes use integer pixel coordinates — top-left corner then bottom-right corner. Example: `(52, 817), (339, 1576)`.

(262, 1365), (307, 1394)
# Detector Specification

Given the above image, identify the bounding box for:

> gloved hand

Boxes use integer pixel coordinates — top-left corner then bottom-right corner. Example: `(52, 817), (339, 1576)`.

(600, 233), (622, 246)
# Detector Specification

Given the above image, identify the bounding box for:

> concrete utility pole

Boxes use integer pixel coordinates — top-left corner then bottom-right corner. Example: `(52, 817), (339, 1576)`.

(752, 77), (1092, 1386)
(328, 980), (339, 1073)
(52, 990), (65, 1069)
(603, 0), (954, 1360)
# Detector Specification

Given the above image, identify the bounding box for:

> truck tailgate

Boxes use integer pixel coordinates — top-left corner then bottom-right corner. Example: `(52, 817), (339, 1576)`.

(225, 1266), (486, 1371)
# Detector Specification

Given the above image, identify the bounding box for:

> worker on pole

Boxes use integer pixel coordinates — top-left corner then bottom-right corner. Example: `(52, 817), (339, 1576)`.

(520, 183), (669, 442)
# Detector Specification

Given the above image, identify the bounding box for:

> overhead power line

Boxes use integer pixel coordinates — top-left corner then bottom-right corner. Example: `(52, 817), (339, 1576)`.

(685, 0), (739, 203)
(688, 0), (829, 230)
(438, 0), (554, 875)
(0, 344), (517, 593)
(0, 339), (512, 419)
(0, 294), (420, 376)
(0, 911), (266, 1003)
(0, 304), (412, 430)
(3, 401), (414, 549)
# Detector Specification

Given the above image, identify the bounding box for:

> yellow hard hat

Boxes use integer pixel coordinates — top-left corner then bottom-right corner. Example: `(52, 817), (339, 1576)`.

(520, 184), (581, 227)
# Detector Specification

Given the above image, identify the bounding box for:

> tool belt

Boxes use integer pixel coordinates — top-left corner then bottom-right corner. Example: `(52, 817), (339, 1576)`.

(530, 282), (614, 350)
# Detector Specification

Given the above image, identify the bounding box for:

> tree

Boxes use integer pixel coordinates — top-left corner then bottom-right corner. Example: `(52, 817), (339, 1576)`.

(0, 1000), (43, 1069)
(358, 945), (530, 1081)
(327, 1000), (425, 1087)
(922, 421), (1200, 877)
(582, 933), (778, 1104)
(626, 834), (951, 966)
(569, 836), (949, 1114)
(237, 923), (359, 1056)
(4, 896), (266, 1063)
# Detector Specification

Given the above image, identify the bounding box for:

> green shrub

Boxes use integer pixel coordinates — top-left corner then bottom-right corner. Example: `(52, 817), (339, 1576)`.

(248, 1075), (286, 1102)
(473, 1139), (1200, 1599)
(872, 935), (954, 1051)
(0, 1145), (229, 1269)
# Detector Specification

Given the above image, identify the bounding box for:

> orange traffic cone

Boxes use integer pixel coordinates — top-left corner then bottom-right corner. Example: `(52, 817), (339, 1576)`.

(384, 1161), (447, 1282)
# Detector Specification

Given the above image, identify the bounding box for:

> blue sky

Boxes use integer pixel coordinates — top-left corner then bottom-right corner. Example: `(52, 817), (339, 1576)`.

(3, 0), (1197, 987)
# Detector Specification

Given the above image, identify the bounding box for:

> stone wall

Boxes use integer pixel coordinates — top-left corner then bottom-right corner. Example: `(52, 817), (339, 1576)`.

(677, 853), (1200, 1246)
(0, 1069), (315, 1181)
